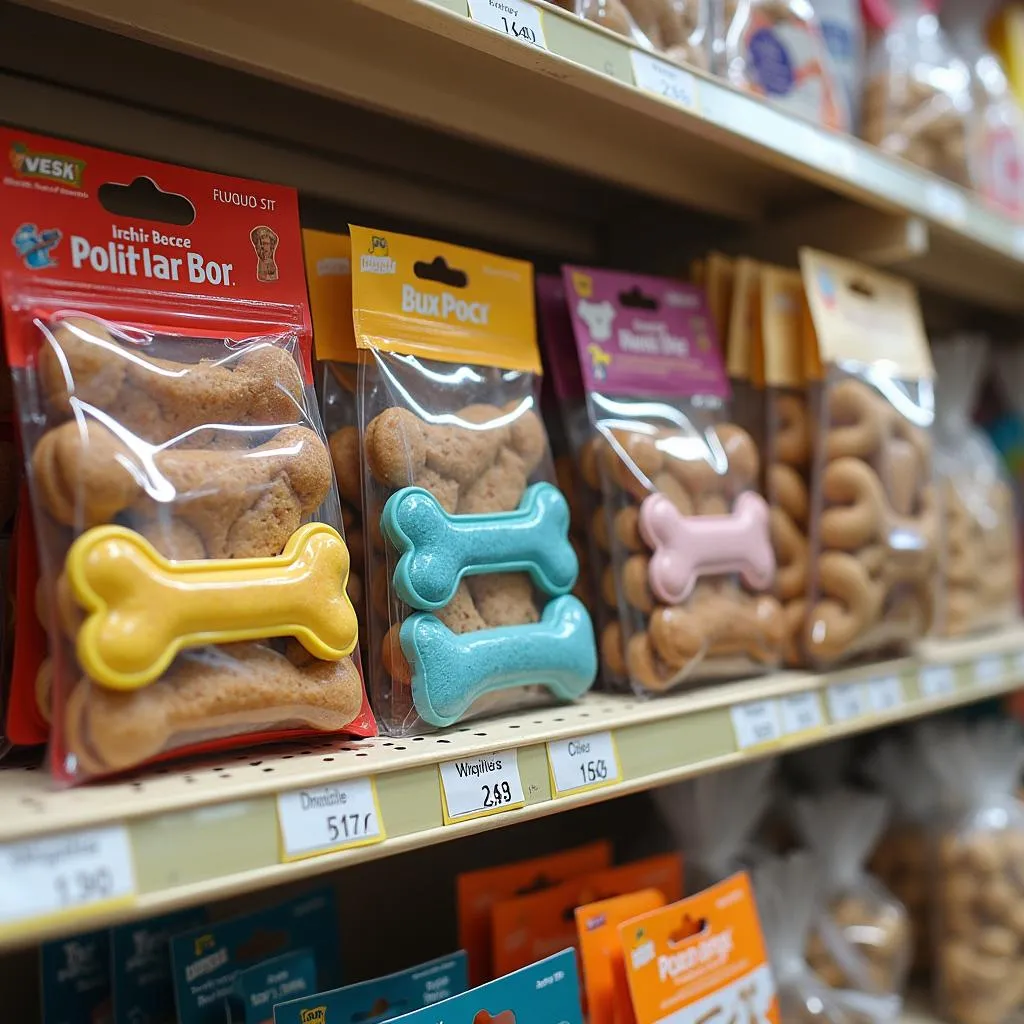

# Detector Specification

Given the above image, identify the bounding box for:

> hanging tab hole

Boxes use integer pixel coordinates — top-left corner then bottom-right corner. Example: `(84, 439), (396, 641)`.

(847, 277), (876, 299)
(414, 256), (467, 288)
(474, 1012), (516, 1024)
(353, 997), (399, 1022)
(618, 286), (659, 311)
(669, 914), (708, 945)
(98, 176), (195, 226)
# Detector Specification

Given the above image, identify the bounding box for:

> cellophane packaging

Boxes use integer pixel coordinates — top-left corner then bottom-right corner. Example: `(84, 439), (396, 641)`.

(932, 334), (1019, 637)
(303, 230), (367, 647)
(790, 790), (911, 1014)
(714, 0), (849, 130)
(725, 257), (767, 466)
(564, 266), (783, 693)
(620, 0), (713, 68)
(860, 0), (974, 186)
(550, 0), (654, 45)
(0, 128), (373, 781)
(800, 249), (936, 667)
(351, 227), (595, 734)
(919, 720), (1024, 1024)
(813, 0), (865, 129)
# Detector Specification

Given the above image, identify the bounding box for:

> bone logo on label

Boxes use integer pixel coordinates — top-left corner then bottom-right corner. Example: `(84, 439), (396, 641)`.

(576, 298), (615, 342)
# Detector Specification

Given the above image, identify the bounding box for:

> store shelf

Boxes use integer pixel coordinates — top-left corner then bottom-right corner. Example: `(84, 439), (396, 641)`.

(0, 626), (1022, 950)
(11, 0), (1024, 310)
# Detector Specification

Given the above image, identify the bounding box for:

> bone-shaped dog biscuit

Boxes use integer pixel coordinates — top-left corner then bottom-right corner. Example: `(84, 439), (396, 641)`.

(638, 490), (775, 604)
(401, 595), (597, 728)
(68, 522), (357, 690)
(382, 482), (578, 610)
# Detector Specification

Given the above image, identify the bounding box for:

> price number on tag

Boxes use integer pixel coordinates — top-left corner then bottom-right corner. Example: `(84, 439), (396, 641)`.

(439, 750), (526, 824)
(867, 676), (904, 714)
(467, 0), (548, 49)
(548, 732), (621, 796)
(731, 699), (782, 751)
(0, 826), (136, 930)
(778, 691), (825, 736)
(827, 682), (866, 723)
(630, 51), (700, 111)
(974, 655), (1004, 688)
(919, 663), (956, 699)
(277, 777), (384, 861)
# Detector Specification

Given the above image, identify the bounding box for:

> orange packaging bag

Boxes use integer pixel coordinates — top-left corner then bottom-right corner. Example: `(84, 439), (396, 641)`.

(619, 872), (778, 1024)
(491, 853), (683, 977)
(457, 840), (611, 985)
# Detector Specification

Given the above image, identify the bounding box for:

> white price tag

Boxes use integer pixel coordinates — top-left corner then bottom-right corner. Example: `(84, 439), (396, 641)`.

(467, 0), (547, 49)
(926, 181), (967, 226)
(0, 826), (135, 931)
(547, 732), (621, 797)
(974, 655), (1004, 688)
(439, 750), (525, 824)
(867, 675), (904, 714)
(277, 777), (384, 861)
(630, 51), (700, 112)
(827, 682), (866, 723)
(920, 663), (956, 699)
(779, 691), (825, 736)
(731, 699), (783, 751)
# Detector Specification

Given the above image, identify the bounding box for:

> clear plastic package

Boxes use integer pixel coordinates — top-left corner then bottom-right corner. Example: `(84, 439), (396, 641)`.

(861, 0), (973, 186)
(551, 0), (655, 45)
(812, 0), (865, 130)
(932, 334), (1019, 637)
(621, 0), (712, 67)
(351, 228), (595, 733)
(791, 790), (911, 1007)
(920, 721), (1024, 1024)
(801, 249), (936, 666)
(563, 266), (783, 693)
(0, 130), (374, 781)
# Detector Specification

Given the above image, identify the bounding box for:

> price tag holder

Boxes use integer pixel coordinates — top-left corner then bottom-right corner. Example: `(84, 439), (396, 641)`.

(920, 663), (956, 699)
(277, 777), (385, 862)
(778, 691), (825, 737)
(974, 654), (1005, 688)
(439, 750), (526, 825)
(547, 731), (622, 797)
(730, 699), (782, 751)
(926, 181), (967, 226)
(629, 51), (700, 113)
(827, 681), (866, 723)
(867, 675), (904, 714)
(0, 825), (136, 935)
(467, 0), (547, 49)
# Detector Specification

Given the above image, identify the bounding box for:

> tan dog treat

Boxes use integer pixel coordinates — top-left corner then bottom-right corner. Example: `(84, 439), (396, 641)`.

(600, 620), (627, 677)
(614, 505), (642, 551)
(826, 378), (885, 460)
(771, 507), (808, 603)
(329, 425), (363, 508)
(774, 393), (810, 466)
(769, 463), (808, 525)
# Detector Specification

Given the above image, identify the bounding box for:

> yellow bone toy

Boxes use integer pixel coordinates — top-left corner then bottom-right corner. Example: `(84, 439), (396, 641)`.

(67, 522), (357, 690)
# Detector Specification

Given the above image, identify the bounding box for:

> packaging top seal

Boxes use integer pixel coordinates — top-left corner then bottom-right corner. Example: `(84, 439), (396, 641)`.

(537, 273), (584, 403)
(349, 224), (539, 375)
(303, 229), (357, 364)
(562, 266), (729, 400)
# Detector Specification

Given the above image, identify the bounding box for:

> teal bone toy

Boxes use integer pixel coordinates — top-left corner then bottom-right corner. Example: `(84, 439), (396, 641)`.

(402, 595), (598, 728)
(381, 482), (578, 611)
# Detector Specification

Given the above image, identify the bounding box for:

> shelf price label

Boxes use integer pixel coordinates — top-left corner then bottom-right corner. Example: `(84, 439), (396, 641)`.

(0, 826), (136, 933)
(547, 732), (621, 797)
(778, 691), (825, 737)
(919, 663), (956, 699)
(468, 0), (548, 49)
(826, 681), (866, 723)
(867, 675), (904, 714)
(277, 778), (385, 862)
(629, 51), (700, 113)
(731, 699), (783, 751)
(974, 655), (1005, 688)
(439, 750), (526, 824)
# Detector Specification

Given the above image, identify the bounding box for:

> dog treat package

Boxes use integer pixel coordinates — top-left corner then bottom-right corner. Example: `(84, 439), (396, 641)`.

(800, 249), (936, 667)
(791, 790), (911, 1009)
(537, 275), (624, 687)
(653, 760), (777, 891)
(932, 335), (1019, 637)
(550, 0), (652, 44)
(860, 0), (973, 186)
(564, 266), (783, 694)
(726, 257), (767, 457)
(754, 852), (851, 1024)
(620, 0), (712, 68)
(303, 230), (367, 647)
(714, 0), (849, 130)
(351, 227), (595, 734)
(813, 0), (865, 130)
(919, 720), (1024, 1024)
(865, 732), (944, 977)
(0, 128), (373, 781)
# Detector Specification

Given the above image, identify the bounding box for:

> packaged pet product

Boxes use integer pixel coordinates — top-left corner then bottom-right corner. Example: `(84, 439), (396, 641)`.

(716, 0), (849, 130)
(227, 950), (317, 1024)
(0, 129), (373, 781)
(932, 334), (1019, 636)
(550, 0), (654, 44)
(861, 0), (973, 186)
(813, 0), (865, 128)
(564, 265), (783, 693)
(41, 928), (112, 1024)
(791, 790), (911, 1007)
(800, 249), (936, 666)
(351, 226), (595, 733)
(621, 0), (713, 68)
(726, 257), (766, 456)
(920, 721), (1024, 1024)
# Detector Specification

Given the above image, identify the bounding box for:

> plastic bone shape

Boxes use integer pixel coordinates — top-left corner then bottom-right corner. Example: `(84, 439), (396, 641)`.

(67, 522), (358, 690)
(401, 595), (597, 727)
(638, 490), (775, 604)
(382, 482), (578, 611)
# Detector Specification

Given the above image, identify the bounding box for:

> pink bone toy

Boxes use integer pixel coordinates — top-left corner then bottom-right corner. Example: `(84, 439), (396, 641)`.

(638, 490), (776, 604)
